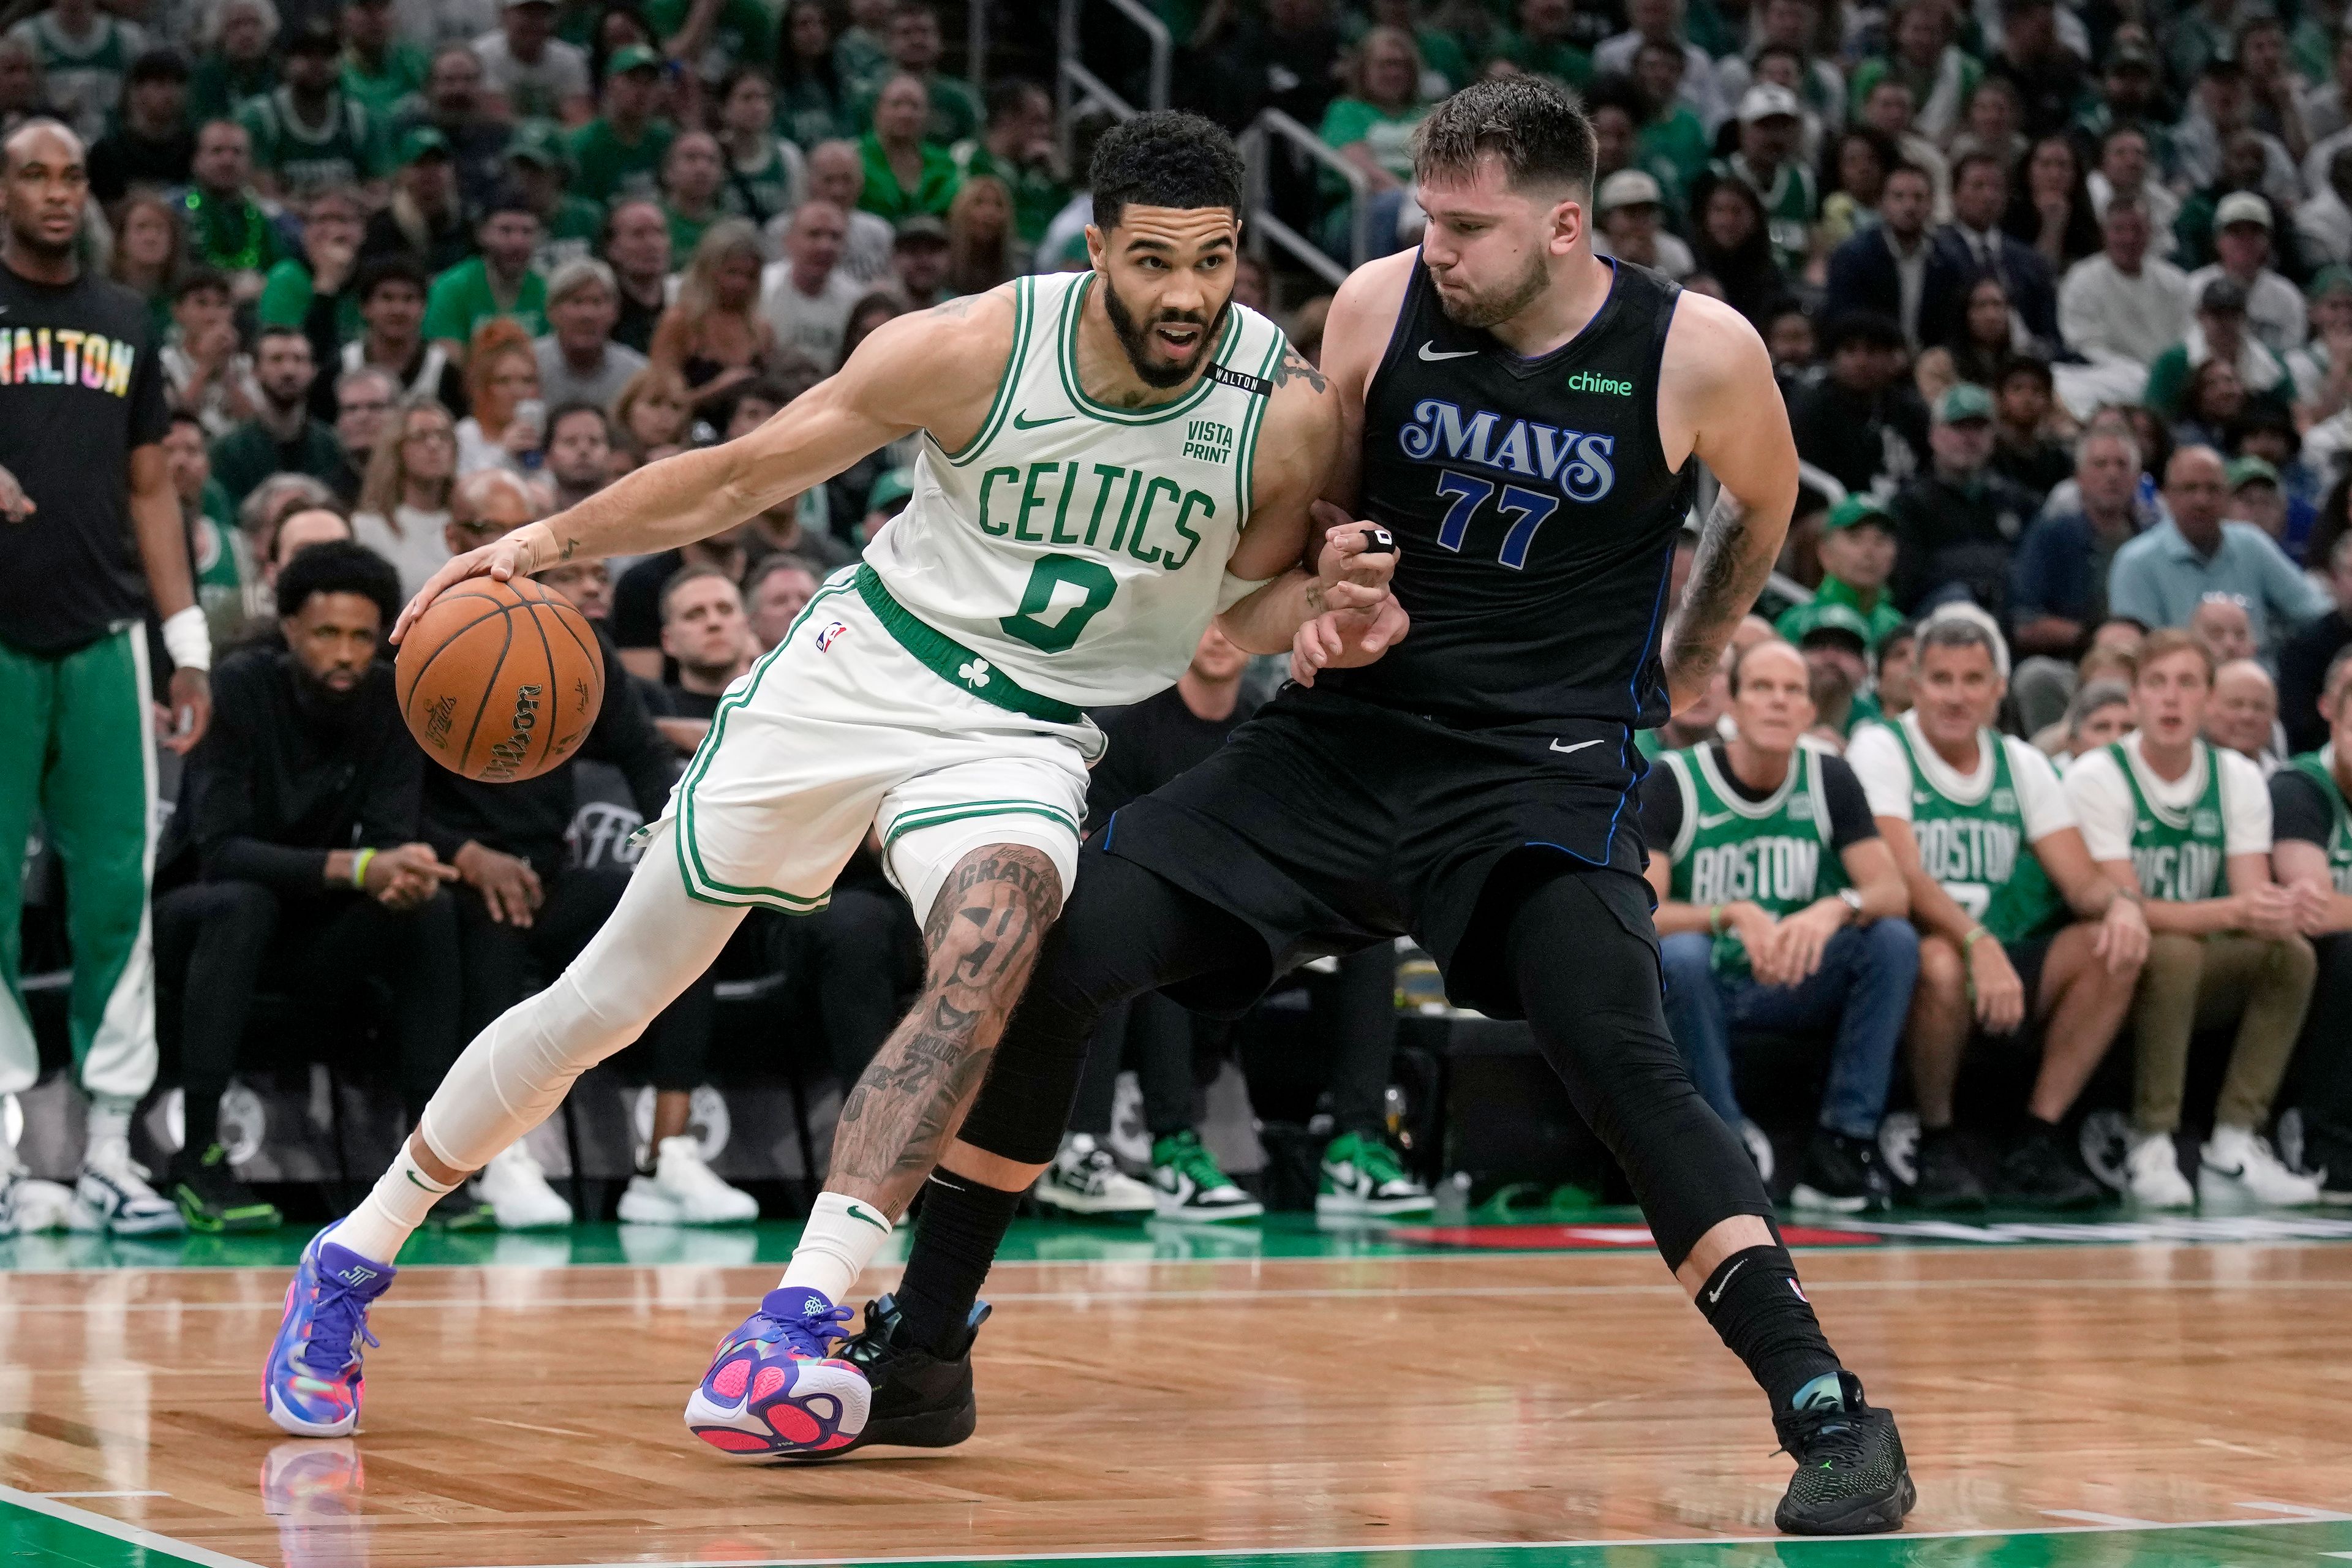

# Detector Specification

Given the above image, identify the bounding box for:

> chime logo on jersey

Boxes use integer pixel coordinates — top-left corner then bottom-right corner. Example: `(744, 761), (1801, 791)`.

(1395, 397), (1617, 503)
(0, 326), (137, 394)
(815, 620), (849, 652)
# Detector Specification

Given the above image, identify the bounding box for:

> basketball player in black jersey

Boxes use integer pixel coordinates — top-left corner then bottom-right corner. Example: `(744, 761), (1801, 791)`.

(822, 77), (1914, 1535)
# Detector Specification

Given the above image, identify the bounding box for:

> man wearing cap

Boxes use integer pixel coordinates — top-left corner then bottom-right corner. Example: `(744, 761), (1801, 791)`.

(2225, 457), (2301, 562)
(2144, 276), (2293, 422)
(1714, 83), (1816, 276)
(1793, 604), (1883, 735)
(473, 0), (591, 126)
(535, 257), (646, 410)
(423, 188), (548, 359)
(1789, 311), (1926, 497)
(567, 43), (673, 206)
(499, 123), (602, 272)
(2188, 190), (2306, 353)
(1592, 168), (1694, 277)
(1931, 151), (2057, 345)
(361, 127), (470, 276)
(1779, 497), (1905, 652)
(2, 0), (146, 141)
(87, 48), (192, 203)
(1889, 383), (2041, 615)
(1825, 163), (1957, 349)
(2058, 195), (2192, 377)
(337, 0), (429, 126)
(237, 19), (384, 199)
(2011, 421), (2145, 660)
(394, 44), (511, 215)
(2110, 446), (2332, 662)
(888, 212), (951, 310)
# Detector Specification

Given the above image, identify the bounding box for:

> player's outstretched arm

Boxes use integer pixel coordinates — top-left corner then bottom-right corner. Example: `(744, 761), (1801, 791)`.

(390, 290), (1016, 642)
(1657, 293), (1798, 712)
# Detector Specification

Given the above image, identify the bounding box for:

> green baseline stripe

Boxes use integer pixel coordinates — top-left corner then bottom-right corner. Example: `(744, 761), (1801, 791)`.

(674, 576), (861, 910)
(881, 799), (1081, 850)
(941, 275), (1033, 467)
(1054, 272), (1240, 426)
(0, 1488), (257, 1568)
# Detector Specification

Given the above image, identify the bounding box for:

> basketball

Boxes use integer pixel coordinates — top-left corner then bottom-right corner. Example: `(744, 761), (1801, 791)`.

(396, 576), (604, 782)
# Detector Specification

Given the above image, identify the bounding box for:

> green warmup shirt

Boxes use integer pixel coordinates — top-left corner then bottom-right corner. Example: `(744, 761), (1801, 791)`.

(257, 259), (363, 345)
(857, 131), (961, 221)
(1713, 152), (1817, 277)
(535, 196), (608, 274)
(2107, 739), (2231, 902)
(2282, 748), (2352, 892)
(0, 266), (171, 654)
(423, 257), (549, 345)
(237, 87), (385, 192)
(341, 41), (431, 123)
(950, 140), (1070, 247)
(644, 0), (774, 78)
(567, 115), (676, 205)
(1661, 742), (1852, 976)
(1887, 718), (2068, 942)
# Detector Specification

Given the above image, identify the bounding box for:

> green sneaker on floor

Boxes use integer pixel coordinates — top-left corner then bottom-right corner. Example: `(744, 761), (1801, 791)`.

(1316, 1131), (1434, 1216)
(1150, 1130), (1262, 1222)
(168, 1144), (282, 1234)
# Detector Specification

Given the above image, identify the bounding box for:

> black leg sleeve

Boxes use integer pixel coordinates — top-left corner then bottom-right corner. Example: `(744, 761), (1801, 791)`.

(1504, 870), (1776, 1272)
(1131, 992), (1200, 1138)
(1066, 1000), (1128, 1138)
(1319, 942), (1399, 1136)
(155, 881), (279, 1152)
(956, 847), (1264, 1167)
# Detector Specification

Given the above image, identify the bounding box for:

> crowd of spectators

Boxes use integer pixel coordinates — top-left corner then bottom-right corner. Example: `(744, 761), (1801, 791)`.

(8, 0), (2352, 1234)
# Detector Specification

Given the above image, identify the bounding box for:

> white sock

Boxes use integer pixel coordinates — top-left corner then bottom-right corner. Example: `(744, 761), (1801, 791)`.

(778, 1191), (895, 1305)
(85, 1095), (134, 1161)
(331, 1144), (458, 1265)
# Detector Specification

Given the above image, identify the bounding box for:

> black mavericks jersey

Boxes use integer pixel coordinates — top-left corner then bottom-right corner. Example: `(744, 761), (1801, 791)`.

(1321, 256), (1694, 728)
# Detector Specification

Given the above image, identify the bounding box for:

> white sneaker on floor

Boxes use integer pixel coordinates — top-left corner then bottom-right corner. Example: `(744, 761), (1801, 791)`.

(2199, 1125), (2321, 1206)
(0, 1164), (75, 1235)
(72, 1139), (184, 1235)
(475, 1143), (574, 1229)
(1031, 1134), (1155, 1216)
(618, 1136), (759, 1224)
(2125, 1133), (2195, 1210)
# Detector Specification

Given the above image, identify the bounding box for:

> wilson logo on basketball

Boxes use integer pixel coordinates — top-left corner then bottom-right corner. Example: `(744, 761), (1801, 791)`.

(478, 684), (546, 782)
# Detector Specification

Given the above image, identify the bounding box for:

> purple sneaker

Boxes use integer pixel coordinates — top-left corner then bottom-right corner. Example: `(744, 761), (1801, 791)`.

(263, 1227), (396, 1436)
(684, 1287), (870, 1460)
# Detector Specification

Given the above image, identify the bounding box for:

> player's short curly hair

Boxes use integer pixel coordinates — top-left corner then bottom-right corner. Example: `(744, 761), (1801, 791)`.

(1088, 110), (1245, 232)
(1413, 75), (1595, 195)
(276, 538), (403, 630)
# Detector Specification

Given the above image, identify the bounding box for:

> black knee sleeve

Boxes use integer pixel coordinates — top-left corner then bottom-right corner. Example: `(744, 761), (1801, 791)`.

(1505, 871), (1776, 1270)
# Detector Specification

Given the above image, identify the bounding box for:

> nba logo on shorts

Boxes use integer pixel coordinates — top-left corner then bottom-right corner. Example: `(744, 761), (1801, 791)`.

(815, 621), (850, 652)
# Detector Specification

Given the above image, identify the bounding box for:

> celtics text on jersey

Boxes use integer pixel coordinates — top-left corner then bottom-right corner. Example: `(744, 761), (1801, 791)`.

(1887, 717), (2067, 943)
(1664, 743), (1850, 975)
(2107, 739), (2231, 903)
(861, 270), (1289, 710)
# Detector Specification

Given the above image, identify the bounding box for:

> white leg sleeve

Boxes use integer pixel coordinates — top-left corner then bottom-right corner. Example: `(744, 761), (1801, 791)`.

(415, 829), (747, 1174)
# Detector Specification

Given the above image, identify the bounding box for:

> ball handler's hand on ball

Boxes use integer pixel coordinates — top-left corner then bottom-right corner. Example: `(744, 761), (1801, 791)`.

(1306, 500), (1397, 616)
(391, 521), (556, 645)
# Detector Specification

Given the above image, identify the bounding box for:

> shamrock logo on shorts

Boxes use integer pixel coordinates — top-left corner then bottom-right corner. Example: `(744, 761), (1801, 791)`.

(958, 658), (992, 688)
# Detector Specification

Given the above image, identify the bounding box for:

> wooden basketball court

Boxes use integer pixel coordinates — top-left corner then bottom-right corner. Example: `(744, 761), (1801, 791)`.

(2, 1214), (2349, 1568)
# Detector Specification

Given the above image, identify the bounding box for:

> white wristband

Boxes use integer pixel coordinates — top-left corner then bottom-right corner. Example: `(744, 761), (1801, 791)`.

(160, 606), (211, 673)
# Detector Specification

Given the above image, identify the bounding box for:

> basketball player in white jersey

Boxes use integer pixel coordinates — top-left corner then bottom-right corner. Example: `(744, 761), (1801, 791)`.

(262, 111), (1401, 1457)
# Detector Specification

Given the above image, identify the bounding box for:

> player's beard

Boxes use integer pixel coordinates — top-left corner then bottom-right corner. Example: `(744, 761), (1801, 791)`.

(1429, 247), (1550, 330)
(1101, 274), (1230, 390)
(4, 217), (76, 266)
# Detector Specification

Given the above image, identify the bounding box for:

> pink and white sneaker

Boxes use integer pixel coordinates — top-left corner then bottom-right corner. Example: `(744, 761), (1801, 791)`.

(263, 1227), (396, 1436)
(684, 1287), (870, 1460)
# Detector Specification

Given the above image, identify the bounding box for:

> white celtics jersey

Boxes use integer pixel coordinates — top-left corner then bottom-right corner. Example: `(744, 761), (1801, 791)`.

(863, 269), (1289, 708)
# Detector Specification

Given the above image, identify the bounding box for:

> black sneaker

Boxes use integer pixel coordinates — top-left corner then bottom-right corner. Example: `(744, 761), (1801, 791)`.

(169, 1144), (281, 1234)
(1772, 1371), (1916, 1535)
(823, 1292), (990, 1455)
(1909, 1126), (1988, 1211)
(1997, 1121), (2107, 1210)
(1790, 1130), (1891, 1213)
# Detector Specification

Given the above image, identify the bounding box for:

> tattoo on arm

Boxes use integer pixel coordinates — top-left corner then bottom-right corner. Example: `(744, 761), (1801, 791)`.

(1271, 348), (1326, 393)
(930, 293), (980, 320)
(828, 845), (1062, 1207)
(1665, 488), (1772, 673)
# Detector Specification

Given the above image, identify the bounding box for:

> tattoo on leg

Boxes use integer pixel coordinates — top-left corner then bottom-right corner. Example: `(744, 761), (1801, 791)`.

(828, 845), (1061, 1208)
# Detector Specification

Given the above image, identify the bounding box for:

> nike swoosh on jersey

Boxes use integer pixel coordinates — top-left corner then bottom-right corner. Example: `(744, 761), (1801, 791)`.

(1419, 341), (1479, 361)
(1012, 410), (1072, 429)
(1550, 737), (1607, 755)
(1697, 810), (1737, 829)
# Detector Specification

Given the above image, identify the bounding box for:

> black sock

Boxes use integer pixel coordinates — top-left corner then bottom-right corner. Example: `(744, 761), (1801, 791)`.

(184, 1087), (223, 1157)
(895, 1169), (1022, 1357)
(1695, 1245), (1842, 1411)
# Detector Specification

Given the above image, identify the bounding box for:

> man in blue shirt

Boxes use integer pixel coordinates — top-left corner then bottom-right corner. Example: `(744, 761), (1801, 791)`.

(2108, 445), (2330, 659)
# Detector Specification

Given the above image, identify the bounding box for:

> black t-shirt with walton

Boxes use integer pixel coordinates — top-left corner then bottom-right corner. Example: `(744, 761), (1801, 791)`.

(0, 265), (171, 655)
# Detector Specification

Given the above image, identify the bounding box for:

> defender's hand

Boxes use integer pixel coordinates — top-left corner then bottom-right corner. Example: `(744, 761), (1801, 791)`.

(1306, 500), (1398, 616)
(393, 521), (558, 644)
(1291, 597), (1409, 686)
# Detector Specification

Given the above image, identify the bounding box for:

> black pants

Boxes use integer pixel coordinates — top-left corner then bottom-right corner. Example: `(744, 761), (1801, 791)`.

(2285, 930), (2352, 1173)
(964, 848), (1769, 1269)
(153, 879), (464, 1125)
(768, 882), (925, 1085)
(456, 862), (714, 1093)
